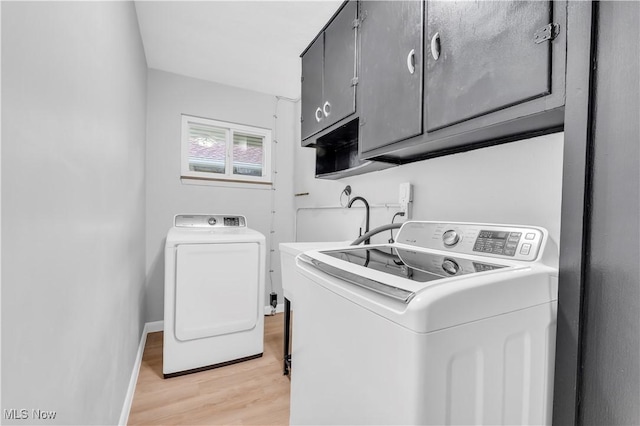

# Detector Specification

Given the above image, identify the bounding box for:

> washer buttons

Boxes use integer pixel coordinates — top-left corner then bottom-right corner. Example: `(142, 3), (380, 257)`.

(520, 243), (532, 255)
(525, 233), (535, 240)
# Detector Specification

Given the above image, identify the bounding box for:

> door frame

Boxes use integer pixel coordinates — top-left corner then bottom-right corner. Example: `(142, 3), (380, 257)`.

(553, 1), (596, 424)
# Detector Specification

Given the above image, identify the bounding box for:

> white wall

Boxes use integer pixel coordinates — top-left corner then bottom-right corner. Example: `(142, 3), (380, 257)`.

(1, 2), (147, 424)
(145, 69), (295, 322)
(294, 116), (564, 249)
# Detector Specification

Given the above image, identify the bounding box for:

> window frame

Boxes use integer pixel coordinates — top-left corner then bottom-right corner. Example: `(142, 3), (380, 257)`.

(180, 114), (272, 185)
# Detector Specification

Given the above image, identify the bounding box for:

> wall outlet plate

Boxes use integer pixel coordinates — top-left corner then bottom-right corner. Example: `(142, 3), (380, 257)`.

(399, 182), (413, 204)
(399, 182), (413, 219)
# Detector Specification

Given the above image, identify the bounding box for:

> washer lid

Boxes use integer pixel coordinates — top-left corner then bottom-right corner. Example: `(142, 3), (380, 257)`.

(300, 245), (509, 304)
(322, 246), (508, 282)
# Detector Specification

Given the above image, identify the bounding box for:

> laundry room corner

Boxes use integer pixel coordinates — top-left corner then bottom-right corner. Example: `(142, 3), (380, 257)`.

(144, 69), (297, 324)
(2, 1), (637, 425)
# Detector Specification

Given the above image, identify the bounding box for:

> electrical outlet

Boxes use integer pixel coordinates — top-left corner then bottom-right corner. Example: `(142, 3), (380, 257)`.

(399, 182), (413, 219)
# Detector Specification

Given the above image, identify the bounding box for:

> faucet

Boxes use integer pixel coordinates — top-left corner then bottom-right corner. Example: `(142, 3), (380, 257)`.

(347, 196), (370, 245)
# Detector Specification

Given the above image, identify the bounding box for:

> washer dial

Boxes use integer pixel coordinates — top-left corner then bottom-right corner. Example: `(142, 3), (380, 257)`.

(442, 229), (461, 247)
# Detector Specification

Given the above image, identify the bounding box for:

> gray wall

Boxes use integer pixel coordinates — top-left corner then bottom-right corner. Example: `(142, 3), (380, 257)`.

(145, 69), (296, 322)
(579, 2), (640, 423)
(1, 2), (147, 424)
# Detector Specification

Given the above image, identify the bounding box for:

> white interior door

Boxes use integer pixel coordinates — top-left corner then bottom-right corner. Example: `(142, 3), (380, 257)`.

(174, 242), (260, 341)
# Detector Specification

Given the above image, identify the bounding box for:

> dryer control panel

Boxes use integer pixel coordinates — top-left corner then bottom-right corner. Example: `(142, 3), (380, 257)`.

(174, 214), (247, 228)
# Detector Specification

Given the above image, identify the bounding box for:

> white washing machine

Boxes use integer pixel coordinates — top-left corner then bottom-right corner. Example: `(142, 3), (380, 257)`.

(291, 221), (558, 425)
(163, 214), (265, 378)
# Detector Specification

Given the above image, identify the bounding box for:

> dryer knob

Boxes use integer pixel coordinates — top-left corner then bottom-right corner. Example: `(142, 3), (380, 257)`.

(442, 230), (460, 247)
(207, 217), (217, 226)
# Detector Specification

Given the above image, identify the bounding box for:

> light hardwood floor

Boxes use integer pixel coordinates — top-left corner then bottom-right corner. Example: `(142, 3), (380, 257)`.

(128, 314), (290, 425)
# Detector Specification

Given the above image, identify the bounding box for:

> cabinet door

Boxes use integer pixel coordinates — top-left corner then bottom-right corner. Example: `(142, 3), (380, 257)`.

(359, 1), (424, 154)
(301, 35), (325, 142)
(426, 1), (553, 132)
(322, 0), (357, 129)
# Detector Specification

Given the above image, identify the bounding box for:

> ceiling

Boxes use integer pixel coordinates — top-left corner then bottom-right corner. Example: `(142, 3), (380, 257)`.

(134, 1), (342, 99)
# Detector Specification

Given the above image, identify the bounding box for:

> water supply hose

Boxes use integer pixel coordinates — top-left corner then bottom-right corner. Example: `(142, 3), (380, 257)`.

(350, 223), (403, 246)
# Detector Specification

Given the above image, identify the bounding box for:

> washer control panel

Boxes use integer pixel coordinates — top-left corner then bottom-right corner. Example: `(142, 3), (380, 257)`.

(396, 221), (545, 261)
(474, 230), (520, 256)
(174, 214), (246, 228)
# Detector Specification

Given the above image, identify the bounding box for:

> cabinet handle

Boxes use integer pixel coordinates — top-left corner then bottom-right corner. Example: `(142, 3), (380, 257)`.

(323, 101), (331, 117)
(406, 49), (415, 74)
(315, 107), (323, 122)
(431, 32), (441, 61)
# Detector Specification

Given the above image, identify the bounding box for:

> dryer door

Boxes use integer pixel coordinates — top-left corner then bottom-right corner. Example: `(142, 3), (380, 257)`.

(174, 242), (260, 341)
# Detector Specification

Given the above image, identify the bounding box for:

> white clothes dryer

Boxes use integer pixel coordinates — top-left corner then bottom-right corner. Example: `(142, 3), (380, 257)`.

(163, 214), (265, 378)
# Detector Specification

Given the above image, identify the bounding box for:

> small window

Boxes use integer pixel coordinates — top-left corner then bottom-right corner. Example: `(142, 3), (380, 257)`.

(181, 115), (272, 184)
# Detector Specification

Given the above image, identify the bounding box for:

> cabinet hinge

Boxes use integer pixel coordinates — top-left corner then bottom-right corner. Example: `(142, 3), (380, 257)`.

(353, 11), (367, 28)
(351, 77), (359, 87)
(534, 23), (560, 44)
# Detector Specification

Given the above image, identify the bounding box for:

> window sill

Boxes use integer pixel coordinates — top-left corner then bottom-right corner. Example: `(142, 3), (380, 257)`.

(180, 176), (273, 190)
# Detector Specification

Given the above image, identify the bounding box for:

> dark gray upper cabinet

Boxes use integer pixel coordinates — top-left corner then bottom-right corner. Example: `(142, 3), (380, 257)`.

(323, 2), (358, 129)
(303, 0), (567, 170)
(361, 0), (566, 163)
(426, 1), (554, 131)
(300, 1), (357, 144)
(301, 37), (325, 141)
(359, 1), (424, 155)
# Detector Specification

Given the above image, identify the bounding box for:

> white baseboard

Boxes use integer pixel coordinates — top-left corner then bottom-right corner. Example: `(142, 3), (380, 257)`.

(264, 303), (285, 315)
(118, 320), (164, 426)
